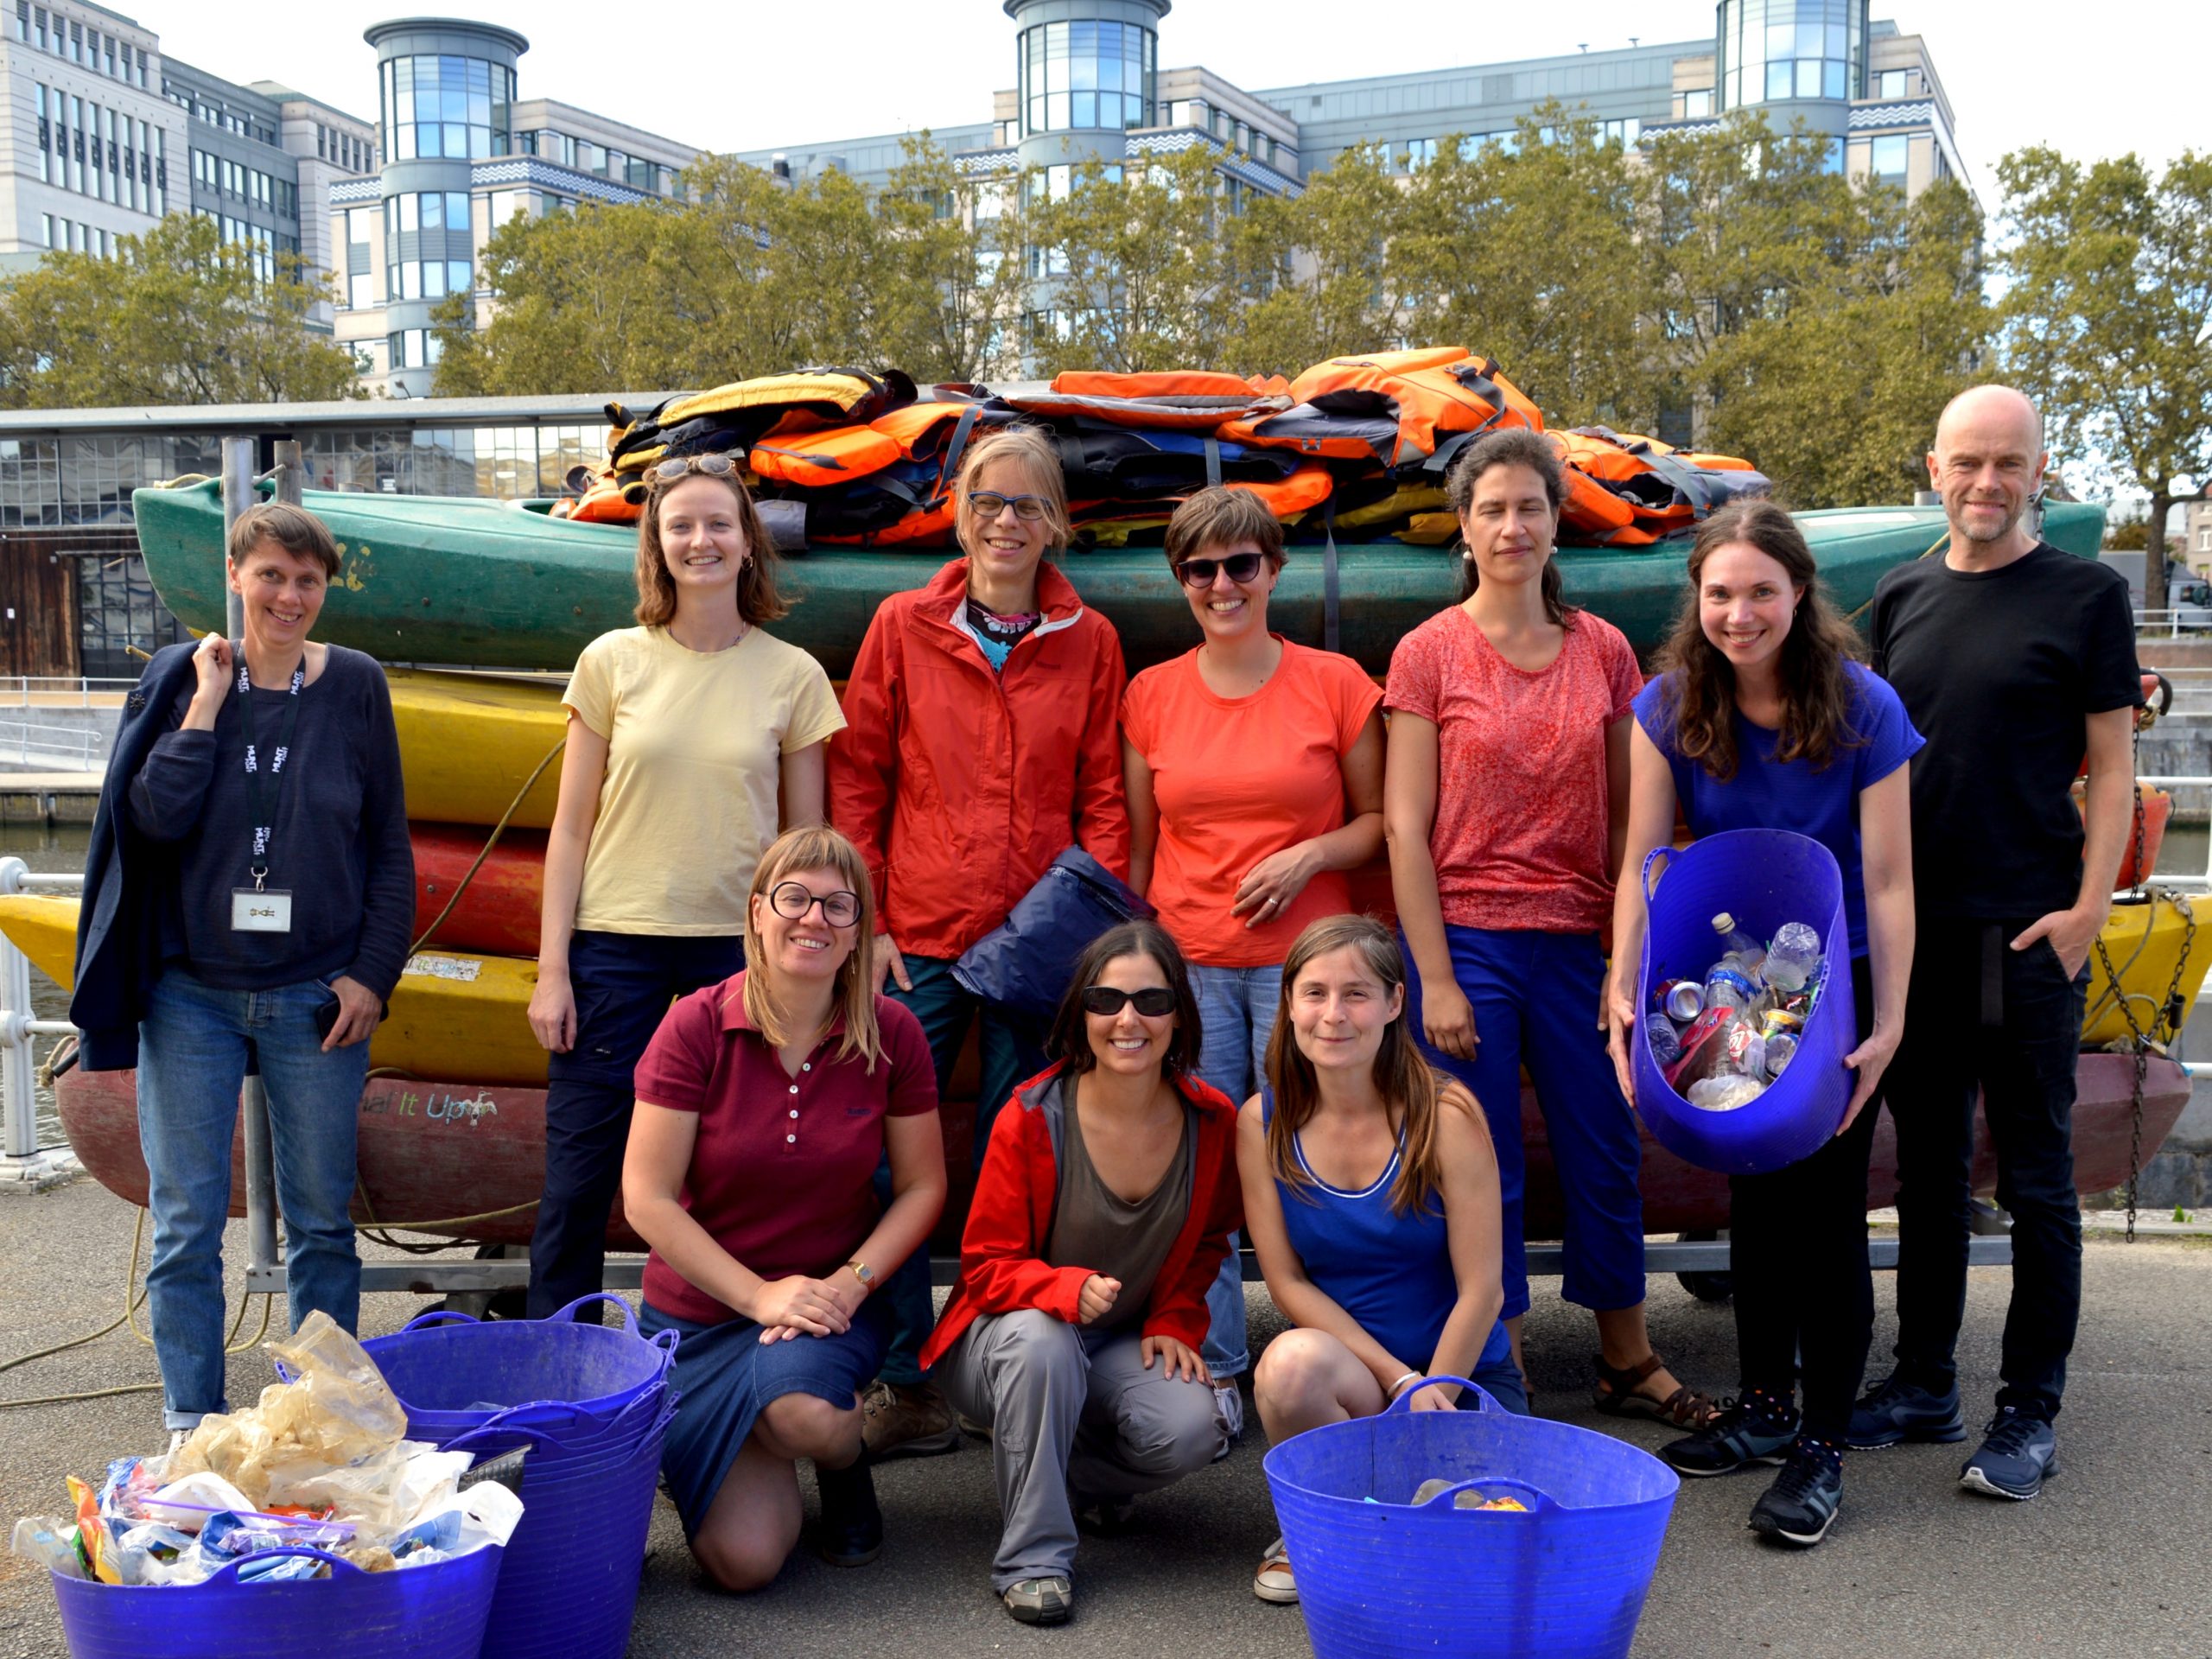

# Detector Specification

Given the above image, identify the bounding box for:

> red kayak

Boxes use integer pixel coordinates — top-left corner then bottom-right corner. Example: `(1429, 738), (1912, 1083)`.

(55, 1055), (2188, 1253)
(410, 823), (545, 959)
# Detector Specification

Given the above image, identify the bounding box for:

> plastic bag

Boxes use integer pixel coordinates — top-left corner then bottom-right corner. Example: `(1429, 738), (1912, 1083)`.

(10, 1516), (86, 1580)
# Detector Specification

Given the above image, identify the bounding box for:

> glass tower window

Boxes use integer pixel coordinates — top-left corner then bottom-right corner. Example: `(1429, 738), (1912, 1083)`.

(1020, 20), (1156, 135)
(1718, 0), (1864, 109)
(379, 54), (513, 162)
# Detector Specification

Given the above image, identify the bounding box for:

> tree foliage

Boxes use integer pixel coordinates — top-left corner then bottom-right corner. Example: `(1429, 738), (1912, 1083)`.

(0, 213), (363, 408)
(1997, 146), (2212, 608)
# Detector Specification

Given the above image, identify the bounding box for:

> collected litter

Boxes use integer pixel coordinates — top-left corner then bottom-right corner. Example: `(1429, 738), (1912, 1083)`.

(12, 1312), (524, 1586)
(1651, 912), (1830, 1110)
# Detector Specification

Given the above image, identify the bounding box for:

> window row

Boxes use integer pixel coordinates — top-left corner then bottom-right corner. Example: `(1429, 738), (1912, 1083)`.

(379, 54), (514, 162)
(194, 208), (296, 285)
(318, 124), (375, 175)
(15, 3), (150, 86)
(513, 130), (679, 194)
(387, 190), (474, 237)
(387, 327), (446, 370)
(32, 86), (165, 215)
(191, 149), (296, 218)
(1165, 103), (1285, 167)
(41, 214), (113, 257)
(1719, 0), (1865, 109)
(1019, 19), (1154, 135)
(386, 259), (476, 302)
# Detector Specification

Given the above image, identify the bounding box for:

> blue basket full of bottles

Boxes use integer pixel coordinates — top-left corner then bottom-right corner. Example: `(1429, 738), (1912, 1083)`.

(1630, 829), (1857, 1175)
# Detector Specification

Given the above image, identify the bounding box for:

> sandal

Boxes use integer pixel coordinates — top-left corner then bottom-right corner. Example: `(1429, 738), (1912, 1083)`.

(1253, 1535), (1297, 1605)
(1593, 1353), (1718, 1428)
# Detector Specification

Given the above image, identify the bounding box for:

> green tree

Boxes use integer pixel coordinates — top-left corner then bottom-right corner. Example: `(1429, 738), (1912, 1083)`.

(1228, 143), (1409, 376)
(1998, 146), (2212, 612)
(0, 214), (362, 408)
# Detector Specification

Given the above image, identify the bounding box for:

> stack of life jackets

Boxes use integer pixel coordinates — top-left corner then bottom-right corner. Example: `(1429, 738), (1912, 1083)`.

(550, 350), (1769, 553)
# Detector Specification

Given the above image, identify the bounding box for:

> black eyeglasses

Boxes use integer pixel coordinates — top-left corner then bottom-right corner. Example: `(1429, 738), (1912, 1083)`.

(1174, 551), (1266, 588)
(651, 453), (742, 484)
(1080, 985), (1178, 1017)
(968, 491), (1049, 522)
(766, 882), (861, 927)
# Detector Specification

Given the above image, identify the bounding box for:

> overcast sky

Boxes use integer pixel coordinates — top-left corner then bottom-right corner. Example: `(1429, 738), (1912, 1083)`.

(141, 0), (2201, 216)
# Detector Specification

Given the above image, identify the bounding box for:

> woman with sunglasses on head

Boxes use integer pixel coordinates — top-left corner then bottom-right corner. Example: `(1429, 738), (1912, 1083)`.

(1121, 485), (1384, 1445)
(921, 919), (1241, 1626)
(1604, 500), (1916, 1548)
(1384, 428), (1708, 1426)
(833, 426), (1130, 1460)
(624, 825), (945, 1589)
(1240, 915), (1521, 1606)
(527, 454), (845, 1319)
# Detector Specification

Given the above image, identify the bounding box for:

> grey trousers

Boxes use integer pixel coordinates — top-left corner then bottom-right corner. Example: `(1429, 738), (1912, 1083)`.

(938, 1308), (1221, 1591)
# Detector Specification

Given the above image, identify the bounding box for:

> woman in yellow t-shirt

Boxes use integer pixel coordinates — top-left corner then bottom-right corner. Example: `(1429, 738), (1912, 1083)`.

(525, 455), (845, 1320)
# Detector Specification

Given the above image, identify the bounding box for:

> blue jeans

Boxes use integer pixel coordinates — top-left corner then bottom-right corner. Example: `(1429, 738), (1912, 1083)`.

(886, 954), (1048, 1385)
(136, 969), (372, 1428)
(1403, 927), (1646, 1321)
(530, 930), (741, 1319)
(1188, 962), (1280, 1380)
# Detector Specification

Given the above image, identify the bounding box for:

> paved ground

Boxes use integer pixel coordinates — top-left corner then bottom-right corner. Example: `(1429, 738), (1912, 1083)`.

(2, 1178), (2208, 1659)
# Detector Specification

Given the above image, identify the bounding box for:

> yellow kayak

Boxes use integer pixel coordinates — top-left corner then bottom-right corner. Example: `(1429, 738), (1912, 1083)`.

(0, 894), (548, 1086)
(2082, 891), (2210, 1048)
(389, 668), (568, 830)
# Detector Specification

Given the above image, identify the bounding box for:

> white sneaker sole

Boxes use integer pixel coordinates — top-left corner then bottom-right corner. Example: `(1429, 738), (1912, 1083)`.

(1749, 1506), (1837, 1547)
(1959, 1464), (2049, 1501)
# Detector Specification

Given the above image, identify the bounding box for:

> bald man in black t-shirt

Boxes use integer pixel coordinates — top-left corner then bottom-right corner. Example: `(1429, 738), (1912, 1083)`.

(1858, 385), (2140, 1502)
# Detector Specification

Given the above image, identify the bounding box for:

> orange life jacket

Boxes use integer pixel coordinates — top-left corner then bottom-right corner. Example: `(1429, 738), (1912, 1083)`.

(1071, 464), (1333, 532)
(610, 366), (918, 474)
(999, 370), (1292, 433)
(747, 398), (1009, 489)
(1551, 427), (1769, 545)
(1222, 347), (1544, 471)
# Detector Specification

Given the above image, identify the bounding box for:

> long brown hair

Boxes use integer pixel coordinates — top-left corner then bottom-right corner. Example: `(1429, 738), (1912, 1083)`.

(1446, 427), (1577, 629)
(1263, 916), (1468, 1218)
(736, 825), (883, 1070)
(633, 461), (789, 628)
(1651, 499), (1867, 781)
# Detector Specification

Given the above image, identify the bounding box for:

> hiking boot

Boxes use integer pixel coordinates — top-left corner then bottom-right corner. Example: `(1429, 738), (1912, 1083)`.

(1960, 1409), (2058, 1501)
(1658, 1395), (1798, 1478)
(1847, 1374), (1965, 1449)
(1002, 1575), (1072, 1624)
(813, 1459), (883, 1567)
(860, 1379), (961, 1460)
(1748, 1441), (1844, 1548)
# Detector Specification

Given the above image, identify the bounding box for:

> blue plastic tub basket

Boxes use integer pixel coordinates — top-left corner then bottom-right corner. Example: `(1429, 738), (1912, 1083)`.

(1263, 1380), (1678, 1659)
(359, 1293), (677, 1444)
(49, 1543), (504, 1659)
(1631, 828), (1859, 1175)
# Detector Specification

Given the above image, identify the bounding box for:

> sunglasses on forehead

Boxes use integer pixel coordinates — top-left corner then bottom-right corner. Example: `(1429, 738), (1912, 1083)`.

(650, 453), (743, 484)
(1174, 551), (1266, 588)
(1080, 985), (1178, 1017)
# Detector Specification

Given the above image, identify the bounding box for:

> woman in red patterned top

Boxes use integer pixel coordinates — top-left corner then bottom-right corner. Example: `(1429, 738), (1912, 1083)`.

(1383, 427), (1711, 1427)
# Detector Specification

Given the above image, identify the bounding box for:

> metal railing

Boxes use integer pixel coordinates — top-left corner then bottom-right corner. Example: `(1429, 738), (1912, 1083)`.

(2136, 608), (2212, 637)
(2138, 774), (2212, 889)
(0, 677), (137, 709)
(0, 721), (103, 769)
(0, 859), (85, 1183)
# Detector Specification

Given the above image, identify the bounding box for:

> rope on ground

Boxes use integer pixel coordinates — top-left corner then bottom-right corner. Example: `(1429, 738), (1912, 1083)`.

(408, 734), (566, 956)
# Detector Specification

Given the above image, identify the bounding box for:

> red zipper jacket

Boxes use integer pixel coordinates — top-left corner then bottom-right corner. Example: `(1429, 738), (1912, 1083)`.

(830, 558), (1129, 962)
(919, 1062), (1243, 1370)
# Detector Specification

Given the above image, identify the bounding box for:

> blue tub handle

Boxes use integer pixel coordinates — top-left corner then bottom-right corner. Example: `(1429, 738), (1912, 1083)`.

(651, 1327), (680, 1357)
(1382, 1376), (1498, 1415)
(440, 1420), (566, 1458)
(398, 1308), (480, 1333)
(544, 1292), (639, 1336)
(464, 1381), (668, 1446)
(196, 1545), (366, 1585)
(1640, 844), (1675, 905)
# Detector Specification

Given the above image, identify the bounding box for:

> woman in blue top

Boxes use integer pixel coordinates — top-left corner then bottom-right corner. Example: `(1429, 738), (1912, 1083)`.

(1237, 914), (1522, 1607)
(1605, 499), (1920, 1549)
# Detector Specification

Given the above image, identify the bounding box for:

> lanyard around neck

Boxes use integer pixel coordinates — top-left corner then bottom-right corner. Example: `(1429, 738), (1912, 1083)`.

(236, 648), (305, 884)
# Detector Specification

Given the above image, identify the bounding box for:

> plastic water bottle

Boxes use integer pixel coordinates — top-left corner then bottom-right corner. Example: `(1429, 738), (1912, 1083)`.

(1711, 912), (1766, 981)
(1702, 964), (1757, 1012)
(1764, 921), (1822, 993)
(1644, 1012), (1682, 1069)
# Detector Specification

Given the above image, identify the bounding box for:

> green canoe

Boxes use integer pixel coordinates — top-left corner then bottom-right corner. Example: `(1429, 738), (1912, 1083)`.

(132, 480), (2106, 677)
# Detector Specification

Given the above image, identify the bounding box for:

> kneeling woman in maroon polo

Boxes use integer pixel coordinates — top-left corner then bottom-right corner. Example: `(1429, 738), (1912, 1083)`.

(622, 825), (945, 1591)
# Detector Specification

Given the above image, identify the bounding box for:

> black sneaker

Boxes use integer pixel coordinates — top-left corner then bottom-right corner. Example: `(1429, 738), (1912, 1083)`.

(1847, 1373), (1965, 1449)
(1960, 1409), (2058, 1501)
(1748, 1442), (1843, 1548)
(1658, 1397), (1798, 1478)
(813, 1458), (883, 1567)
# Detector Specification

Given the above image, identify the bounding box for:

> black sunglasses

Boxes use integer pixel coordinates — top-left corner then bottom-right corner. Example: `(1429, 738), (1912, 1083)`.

(766, 881), (861, 927)
(1081, 985), (1178, 1017)
(1175, 551), (1266, 588)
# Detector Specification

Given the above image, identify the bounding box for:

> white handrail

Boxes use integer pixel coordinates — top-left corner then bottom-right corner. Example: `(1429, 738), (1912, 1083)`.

(0, 859), (85, 1162)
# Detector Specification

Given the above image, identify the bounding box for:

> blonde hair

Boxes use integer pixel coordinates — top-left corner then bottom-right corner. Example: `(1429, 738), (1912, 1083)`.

(952, 426), (1071, 558)
(633, 464), (790, 628)
(737, 825), (883, 1069)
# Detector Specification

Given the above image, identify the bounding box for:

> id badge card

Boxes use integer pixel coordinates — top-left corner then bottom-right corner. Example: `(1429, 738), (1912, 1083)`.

(232, 887), (294, 933)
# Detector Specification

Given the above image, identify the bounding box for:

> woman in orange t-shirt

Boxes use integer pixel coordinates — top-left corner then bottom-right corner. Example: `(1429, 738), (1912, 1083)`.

(1121, 486), (1385, 1415)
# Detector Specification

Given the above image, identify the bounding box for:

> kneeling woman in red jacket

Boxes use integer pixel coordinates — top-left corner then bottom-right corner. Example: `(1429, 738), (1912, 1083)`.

(922, 919), (1243, 1628)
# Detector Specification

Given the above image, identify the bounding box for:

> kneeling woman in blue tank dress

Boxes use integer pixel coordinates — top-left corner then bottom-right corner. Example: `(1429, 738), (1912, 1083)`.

(1238, 914), (1525, 1606)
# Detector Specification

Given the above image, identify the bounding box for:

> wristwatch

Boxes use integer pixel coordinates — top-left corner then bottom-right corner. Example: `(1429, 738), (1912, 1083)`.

(844, 1260), (875, 1288)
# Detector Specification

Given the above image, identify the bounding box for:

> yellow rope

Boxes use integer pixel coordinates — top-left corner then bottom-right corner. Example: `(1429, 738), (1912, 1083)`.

(408, 735), (566, 957)
(1847, 528), (1950, 624)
